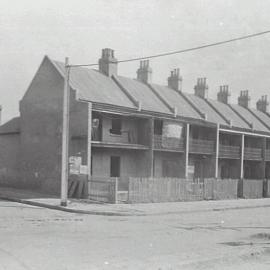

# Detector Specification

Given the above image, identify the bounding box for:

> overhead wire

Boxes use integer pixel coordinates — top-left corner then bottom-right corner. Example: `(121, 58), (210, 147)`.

(68, 30), (270, 68)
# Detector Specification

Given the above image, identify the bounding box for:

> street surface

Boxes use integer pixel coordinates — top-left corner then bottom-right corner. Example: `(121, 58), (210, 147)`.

(0, 200), (270, 270)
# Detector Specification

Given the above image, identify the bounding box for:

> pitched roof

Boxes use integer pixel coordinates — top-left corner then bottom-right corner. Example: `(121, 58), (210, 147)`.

(52, 60), (137, 109)
(249, 109), (270, 129)
(183, 93), (228, 125)
(207, 99), (250, 129)
(150, 84), (203, 119)
(114, 76), (171, 114)
(230, 104), (270, 132)
(0, 117), (20, 134)
(48, 56), (270, 134)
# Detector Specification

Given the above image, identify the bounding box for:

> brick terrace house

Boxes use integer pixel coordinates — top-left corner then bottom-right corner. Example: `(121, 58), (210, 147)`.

(0, 48), (270, 195)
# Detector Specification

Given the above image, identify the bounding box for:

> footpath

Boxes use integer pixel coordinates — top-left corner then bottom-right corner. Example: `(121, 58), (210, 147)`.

(1, 186), (270, 216)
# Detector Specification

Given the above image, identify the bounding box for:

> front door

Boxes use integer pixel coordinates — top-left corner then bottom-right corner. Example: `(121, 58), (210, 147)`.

(110, 156), (120, 177)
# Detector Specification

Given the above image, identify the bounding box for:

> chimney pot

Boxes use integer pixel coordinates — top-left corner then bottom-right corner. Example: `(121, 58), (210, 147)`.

(238, 90), (251, 108)
(217, 85), (230, 104)
(194, 77), (208, 99)
(256, 95), (269, 113)
(167, 68), (182, 91)
(137, 59), (152, 84)
(99, 48), (118, 77)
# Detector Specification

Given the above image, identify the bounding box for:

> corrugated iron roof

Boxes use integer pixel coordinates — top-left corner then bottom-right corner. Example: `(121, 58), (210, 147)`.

(230, 104), (270, 132)
(150, 84), (202, 119)
(183, 93), (228, 125)
(48, 57), (270, 134)
(207, 99), (250, 129)
(249, 109), (270, 129)
(52, 60), (137, 109)
(113, 76), (171, 114)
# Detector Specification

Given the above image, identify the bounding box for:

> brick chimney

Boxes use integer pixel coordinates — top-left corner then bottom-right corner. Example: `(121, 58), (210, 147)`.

(167, 68), (182, 91)
(217, 85), (230, 104)
(194, 78), (208, 99)
(256, 95), (269, 113)
(98, 48), (118, 77)
(137, 60), (152, 84)
(238, 90), (250, 108)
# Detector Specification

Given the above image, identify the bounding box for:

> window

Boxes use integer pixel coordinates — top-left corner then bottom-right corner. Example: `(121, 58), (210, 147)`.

(110, 118), (122, 135)
(110, 156), (120, 177)
(154, 120), (163, 135)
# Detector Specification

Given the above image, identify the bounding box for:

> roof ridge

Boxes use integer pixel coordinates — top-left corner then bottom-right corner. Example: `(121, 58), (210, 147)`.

(112, 75), (141, 110)
(228, 104), (253, 129)
(147, 84), (177, 117)
(247, 108), (270, 131)
(204, 99), (231, 126)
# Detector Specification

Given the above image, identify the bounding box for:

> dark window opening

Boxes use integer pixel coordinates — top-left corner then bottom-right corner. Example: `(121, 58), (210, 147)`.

(110, 119), (122, 135)
(154, 120), (163, 135)
(110, 156), (120, 177)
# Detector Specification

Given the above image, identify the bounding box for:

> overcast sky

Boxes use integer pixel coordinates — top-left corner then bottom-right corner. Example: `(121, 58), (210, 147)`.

(1, 0), (270, 123)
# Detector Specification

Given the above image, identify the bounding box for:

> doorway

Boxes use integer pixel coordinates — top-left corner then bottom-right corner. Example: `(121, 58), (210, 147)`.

(110, 156), (120, 177)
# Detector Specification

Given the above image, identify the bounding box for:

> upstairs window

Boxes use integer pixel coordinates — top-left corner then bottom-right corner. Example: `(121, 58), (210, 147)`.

(110, 118), (122, 135)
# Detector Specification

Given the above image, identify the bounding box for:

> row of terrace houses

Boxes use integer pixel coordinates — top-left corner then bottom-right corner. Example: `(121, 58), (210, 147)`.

(0, 48), (270, 195)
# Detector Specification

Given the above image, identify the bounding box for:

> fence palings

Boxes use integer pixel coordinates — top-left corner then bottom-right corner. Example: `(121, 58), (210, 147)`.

(88, 177), (118, 203)
(239, 179), (264, 199)
(204, 178), (238, 200)
(128, 177), (239, 203)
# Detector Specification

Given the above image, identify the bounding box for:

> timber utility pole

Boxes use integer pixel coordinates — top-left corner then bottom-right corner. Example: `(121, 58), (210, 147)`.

(60, 57), (70, 206)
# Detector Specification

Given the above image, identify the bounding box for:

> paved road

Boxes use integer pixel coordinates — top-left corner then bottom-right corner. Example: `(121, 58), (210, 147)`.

(0, 200), (270, 270)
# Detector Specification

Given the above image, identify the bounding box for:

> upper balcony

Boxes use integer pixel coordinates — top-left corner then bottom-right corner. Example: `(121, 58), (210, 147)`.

(244, 147), (263, 161)
(153, 135), (185, 152)
(219, 145), (240, 159)
(91, 114), (150, 150)
(189, 138), (215, 155)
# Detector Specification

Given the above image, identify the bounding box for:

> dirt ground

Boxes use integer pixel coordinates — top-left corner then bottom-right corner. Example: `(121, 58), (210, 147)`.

(0, 200), (270, 270)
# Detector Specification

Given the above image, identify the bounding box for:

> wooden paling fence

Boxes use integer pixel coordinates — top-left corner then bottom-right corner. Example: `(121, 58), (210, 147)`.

(204, 178), (238, 200)
(128, 177), (239, 203)
(238, 179), (264, 199)
(69, 175), (269, 203)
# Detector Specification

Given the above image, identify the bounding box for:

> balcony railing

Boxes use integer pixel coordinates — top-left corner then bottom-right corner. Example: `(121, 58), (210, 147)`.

(244, 147), (262, 160)
(219, 145), (240, 159)
(189, 139), (215, 155)
(153, 135), (184, 151)
(265, 149), (270, 161)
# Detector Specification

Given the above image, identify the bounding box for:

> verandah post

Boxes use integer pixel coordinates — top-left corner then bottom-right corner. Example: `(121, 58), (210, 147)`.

(215, 124), (220, 179)
(185, 123), (190, 179)
(240, 134), (245, 179)
(87, 102), (92, 198)
(149, 117), (154, 177)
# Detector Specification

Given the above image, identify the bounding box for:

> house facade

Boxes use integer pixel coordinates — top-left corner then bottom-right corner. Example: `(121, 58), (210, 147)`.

(0, 48), (270, 195)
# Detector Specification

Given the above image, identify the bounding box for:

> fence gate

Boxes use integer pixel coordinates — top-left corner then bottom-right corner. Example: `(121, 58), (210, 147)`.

(88, 177), (118, 203)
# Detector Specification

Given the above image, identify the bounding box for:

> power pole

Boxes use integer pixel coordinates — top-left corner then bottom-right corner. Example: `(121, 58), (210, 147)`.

(60, 57), (70, 206)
